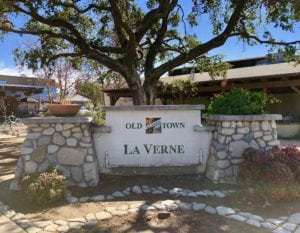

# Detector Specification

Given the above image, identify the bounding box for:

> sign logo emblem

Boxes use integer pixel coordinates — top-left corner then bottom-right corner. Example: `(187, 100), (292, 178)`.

(146, 118), (161, 134)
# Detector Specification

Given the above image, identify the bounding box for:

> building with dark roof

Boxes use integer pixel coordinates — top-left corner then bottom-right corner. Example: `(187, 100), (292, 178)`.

(102, 55), (300, 118)
(0, 74), (51, 118)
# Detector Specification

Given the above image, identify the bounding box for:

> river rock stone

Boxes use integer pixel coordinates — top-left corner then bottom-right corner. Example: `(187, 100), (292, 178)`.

(229, 140), (249, 158)
(257, 138), (266, 147)
(69, 222), (83, 230)
(91, 195), (105, 201)
(25, 226), (42, 233)
(66, 138), (77, 147)
(232, 134), (244, 140)
(254, 131), (263, 138)
(24, 161), (37, 173)
(96, 211), (112, 220)
(214, 191), (226, 198)
(63, 124), (74, 130)
(73, 132), (83, 139)
(20, 147), (33, 155)
(205, 206), (216, 214)
(31, 146), (46, 163)
(178, 202), (192, 211)
(86, 155), (94, 162)
(112, 191), (125, 198)
(53, 133), (66, 145)
(221, 128), (235, 135)
(222, 121), (230, 127)
(216, 151), (227, 160)
(246, 219), (261, 228)
(44, 224), (58, 232)
(268, 140), (280, 146)
(57, 225), (69, 232)
(48, 145), (59, 154)
(62, 130), (71, 137)
(273, 227), (291, 233)
(55, 124), (63, 131)
(216, 206), (235, 216)
(132, 185), (143, 194)
(282, 223), (297, 231)
(83, 163), (98, 183)
(261, 121), (271, 131)
(55, 220), (68, 226)
(251, 121), (260, 131)
(261, 221), (277, 230)
(71, 167), (83, 182)
(217, 160), (230, 169)
(227, 214), (247, 222)
(287, 213), (300, 224)
(237, 127), (250, 134)
(42, 127), (55, 135)
(27, 133), (41, 139)
(192, 203), (206, 211)
(57, 148), (87, 166)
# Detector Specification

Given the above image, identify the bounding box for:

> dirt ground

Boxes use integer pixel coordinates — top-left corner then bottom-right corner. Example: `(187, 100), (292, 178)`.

(1, 133), (300, 233)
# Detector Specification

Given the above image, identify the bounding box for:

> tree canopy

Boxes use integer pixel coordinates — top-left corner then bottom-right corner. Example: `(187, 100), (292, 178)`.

(0, 0), (299, 105)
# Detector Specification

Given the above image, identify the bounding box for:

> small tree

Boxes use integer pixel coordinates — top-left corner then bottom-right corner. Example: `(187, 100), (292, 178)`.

(75, 81), (104, 109)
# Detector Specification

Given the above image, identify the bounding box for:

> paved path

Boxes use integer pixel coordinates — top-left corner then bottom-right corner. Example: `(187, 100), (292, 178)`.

(280, 139), (300, 147)
(0, 133), (26, 233)
(0, 215), (26, 233)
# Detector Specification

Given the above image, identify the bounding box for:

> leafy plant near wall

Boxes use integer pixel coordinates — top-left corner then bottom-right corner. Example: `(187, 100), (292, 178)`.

(207, 88), (269, 115)
(76, 111), (106, 126)
(21, 166), (66, 206)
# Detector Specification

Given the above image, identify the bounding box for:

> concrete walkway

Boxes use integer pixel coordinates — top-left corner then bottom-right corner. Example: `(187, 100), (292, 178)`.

(280, 139), (300, 147)
(0, 133), (26, 233)
(0, 215), (26, 233)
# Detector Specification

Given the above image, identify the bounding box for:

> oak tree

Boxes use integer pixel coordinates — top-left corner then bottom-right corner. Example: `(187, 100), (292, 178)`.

(0, 0), (299, 105)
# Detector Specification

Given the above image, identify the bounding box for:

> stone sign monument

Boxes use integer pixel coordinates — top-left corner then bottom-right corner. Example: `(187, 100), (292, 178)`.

(93, 105), (213, 174)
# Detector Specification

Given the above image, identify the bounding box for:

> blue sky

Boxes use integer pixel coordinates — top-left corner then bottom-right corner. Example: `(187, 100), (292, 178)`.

(0, 1), (299, 75)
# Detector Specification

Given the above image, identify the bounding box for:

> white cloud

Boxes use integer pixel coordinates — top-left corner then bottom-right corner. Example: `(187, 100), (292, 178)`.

(0, 61), (34, 77)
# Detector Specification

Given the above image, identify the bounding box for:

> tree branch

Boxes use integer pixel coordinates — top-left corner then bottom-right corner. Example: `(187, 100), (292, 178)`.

(11, 2), (88, 50)
(144, 1), (178, 80)
(150, 0), (248, 81)
(238, 34), (300, 46)
(53, 1), (110, 14)
(108, 0), (135, 49)
(47, 52), (84, 64)
(135, 0), (178, 42)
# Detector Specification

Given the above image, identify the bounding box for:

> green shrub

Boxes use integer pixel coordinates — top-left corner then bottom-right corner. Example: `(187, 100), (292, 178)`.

(93, 111), (106, 125)
(43, 111), (52, 116)
(21, 167), (66, 206)
(76, 110), (106, 125)
(207, 88), (268, 115)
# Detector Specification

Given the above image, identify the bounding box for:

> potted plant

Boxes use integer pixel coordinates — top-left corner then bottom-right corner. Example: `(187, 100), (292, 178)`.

(47, 99), (81, 117)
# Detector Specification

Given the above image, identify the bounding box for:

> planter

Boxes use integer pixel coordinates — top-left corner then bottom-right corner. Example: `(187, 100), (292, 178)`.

(277, 121), (300, 138)
(47, 104), (81, 117)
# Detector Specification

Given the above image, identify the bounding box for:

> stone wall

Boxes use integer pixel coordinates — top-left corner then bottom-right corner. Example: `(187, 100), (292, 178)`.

(11, 113), (283, 189)
(11, 117), (99, 189)
(205, 114), (282, 184)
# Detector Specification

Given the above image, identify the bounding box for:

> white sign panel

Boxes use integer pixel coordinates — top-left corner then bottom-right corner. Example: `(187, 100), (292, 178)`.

(94, 105), (211, 172)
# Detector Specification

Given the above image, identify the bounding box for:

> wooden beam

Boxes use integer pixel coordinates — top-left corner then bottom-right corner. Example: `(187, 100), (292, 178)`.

(291, 86), (300, 94)
(196, 79), (300, 92)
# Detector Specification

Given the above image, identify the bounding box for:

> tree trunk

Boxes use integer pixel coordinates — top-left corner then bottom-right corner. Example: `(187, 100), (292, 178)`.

(132, 87), (146, 105)
(126, 71), (146, 105)
(144, 84), (157, 105)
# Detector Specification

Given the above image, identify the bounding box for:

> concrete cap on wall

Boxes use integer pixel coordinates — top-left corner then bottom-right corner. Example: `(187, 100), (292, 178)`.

(204, 114), (282, 121)
(21, 117), (93, 124)
(101, 105), (205, 111)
